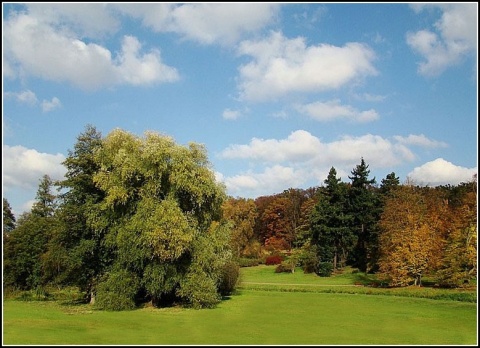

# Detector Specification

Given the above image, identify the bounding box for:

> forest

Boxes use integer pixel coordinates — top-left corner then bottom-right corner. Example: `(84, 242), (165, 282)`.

(3, 125), (477, 310)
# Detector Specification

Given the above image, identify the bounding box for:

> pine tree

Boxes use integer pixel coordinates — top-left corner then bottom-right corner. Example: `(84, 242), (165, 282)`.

(310, 167), (354, 273)
(347, 158), (380, 273)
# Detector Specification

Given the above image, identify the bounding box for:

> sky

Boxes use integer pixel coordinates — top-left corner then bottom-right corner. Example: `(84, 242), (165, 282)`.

(2, 2), (478, 217)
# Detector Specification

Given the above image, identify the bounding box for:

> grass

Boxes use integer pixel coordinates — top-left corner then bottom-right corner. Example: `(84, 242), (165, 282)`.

(239, 265), (477, 302)
(2, 266), (478, 345)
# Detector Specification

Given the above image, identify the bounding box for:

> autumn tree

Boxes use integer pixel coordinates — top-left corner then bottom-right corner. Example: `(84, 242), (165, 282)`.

(378, 184), (440, 286)
(222, 197), (259, 258)
(261, 195), (293, 251)
(436, 177), (477, 287)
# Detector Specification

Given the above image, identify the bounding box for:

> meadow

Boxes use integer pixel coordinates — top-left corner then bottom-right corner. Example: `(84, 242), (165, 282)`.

(3, 265), (477, 345)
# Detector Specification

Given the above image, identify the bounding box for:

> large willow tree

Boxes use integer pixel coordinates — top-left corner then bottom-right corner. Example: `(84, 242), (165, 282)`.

(87, 128), (230, 309)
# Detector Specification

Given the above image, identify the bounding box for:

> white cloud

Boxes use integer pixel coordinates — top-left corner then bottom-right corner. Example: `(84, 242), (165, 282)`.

(408, 158), (477, 186)
(407, 3), (477, 76)
(3, 12), (179, 90)
(294, 99), (379, 123)
(217, 130), (447, 197)
(219, 130), (323, 162)
(114, 35), (179, 86)
(115, 3), (279, 46)
(41, 97), (62, 112)
(5, 89), (62, 113)
(25, 3), (120, 38)
(236, 31), (378, 102)
(222, 165), (306, 198)
(2, 145), (66, 191)
(222, 108), (242, 120)
(393, 134), (448, 148)
(353, 93), (387, 102)
(4, 90), (38, 105)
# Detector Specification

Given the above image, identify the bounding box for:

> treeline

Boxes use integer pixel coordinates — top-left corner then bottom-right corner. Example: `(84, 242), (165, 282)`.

(2, 125), (477, 311)
(225, 163), (477, 288)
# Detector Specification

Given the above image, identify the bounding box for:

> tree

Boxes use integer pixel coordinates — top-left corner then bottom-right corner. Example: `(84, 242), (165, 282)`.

(222, 197), (258, 258)
(347, 158), (380, 272)
(3, 198), (16, 234)
(378, 184), (440, 286)
(31, 175), (57, 218)
(43, 125), (105, 300)
(310, 167), (354, 272)
(3, 177), (58, 290)
(379, 172), (400, 196)
(262, 196), (293, 251)
(436, 179), (477, 287)
(91, 128), (230, 309)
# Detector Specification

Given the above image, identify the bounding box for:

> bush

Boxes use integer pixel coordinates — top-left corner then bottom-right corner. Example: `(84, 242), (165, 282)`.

(94, 269), (140, 311)
(218, 261), (240, 296)
(177, 271), (221, 309)
(237, 257), (262, 267)
(275, 263), (292, 273)
(265, 255), (283, 265)
(316, 262), (334, 277)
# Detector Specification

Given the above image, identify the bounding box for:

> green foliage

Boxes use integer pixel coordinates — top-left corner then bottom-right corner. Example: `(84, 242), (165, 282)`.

(177, 271), (221, 309)
(316, 262), (334, 277)
(311, 167), (354, 270)
(275, 262), (292, 273)
(298, 244), (317, 274)
(218, 260), (240, 296)
(3, 198), (16, 233)
(237, 257), (262, 267)
(94, 268), (140, 311)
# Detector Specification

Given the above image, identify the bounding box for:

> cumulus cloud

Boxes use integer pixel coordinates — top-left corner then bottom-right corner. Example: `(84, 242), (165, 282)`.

(408, 158), (477, 185)
(115, 3), (279, 46)
(219, 130), (323, 162)
(3, 11), (179, 90)
(236, 31), (377, 102)
(223, 165), (306, 198)
(25, 3), (120, 38)
(3, 145), (67, 191)
(294, 99), (379, 123)
(406, 3), (477, 76)
(217, 130), (447, 197)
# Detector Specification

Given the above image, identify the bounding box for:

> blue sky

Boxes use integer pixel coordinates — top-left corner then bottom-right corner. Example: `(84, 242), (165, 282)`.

(2, 2), (478, 216)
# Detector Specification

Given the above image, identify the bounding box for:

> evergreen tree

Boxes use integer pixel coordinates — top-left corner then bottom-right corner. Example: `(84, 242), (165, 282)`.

(3, 198), (16, 234)
(3, 177), (58, 289)
(310, 167), (354, 273)
(31, 175), (57, 218)
(347, 158), (380, 272)
(44, 124), (106, 299)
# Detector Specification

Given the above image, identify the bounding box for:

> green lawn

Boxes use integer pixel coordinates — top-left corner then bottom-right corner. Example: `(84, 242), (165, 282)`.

(2, 266), (477, 345)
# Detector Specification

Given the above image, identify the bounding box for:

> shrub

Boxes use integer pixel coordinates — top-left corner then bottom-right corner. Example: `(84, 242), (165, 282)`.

(177, 271), (221, 309)
(218, 261), (240, 296)
(275, 262), (292, 273)
(265, 255), (283, 265)
(316, 262), (334, 277)
(94, 269), (140, 311)
(237, 257), (262, 267)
